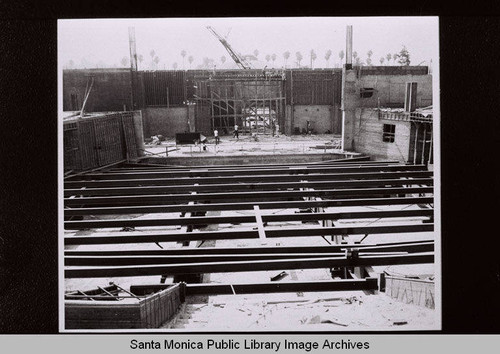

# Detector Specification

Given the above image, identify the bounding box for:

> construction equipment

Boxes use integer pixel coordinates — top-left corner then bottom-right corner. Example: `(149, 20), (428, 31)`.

(206, 26), (252, 69)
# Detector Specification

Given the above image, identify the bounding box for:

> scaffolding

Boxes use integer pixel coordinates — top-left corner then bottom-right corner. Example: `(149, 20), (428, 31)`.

(193, 71), (286, 135)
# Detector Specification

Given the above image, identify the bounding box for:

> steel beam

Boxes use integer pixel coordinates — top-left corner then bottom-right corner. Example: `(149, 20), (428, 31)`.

(129, 278), (378, 296)
(65, 240), (434, 257)
(64, 196), (435, 216)
(64, 223), (434, 245)
(64, 170), (433, 189)
(78, 164), (428, 180)
(64, 186), (433, 207)
(65, 253), (348, 266)
(64, 177), (434, 197)
(64, 252), (434, 278)
(104, 159), (397, 173)
(65, 208), (433, 230)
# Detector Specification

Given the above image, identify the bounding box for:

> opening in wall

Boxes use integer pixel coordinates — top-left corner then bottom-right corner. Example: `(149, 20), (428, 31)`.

(383, 123), (396, 143)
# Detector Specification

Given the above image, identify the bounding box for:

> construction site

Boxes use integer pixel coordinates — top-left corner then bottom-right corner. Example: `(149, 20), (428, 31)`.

(61, 23), (437, 331)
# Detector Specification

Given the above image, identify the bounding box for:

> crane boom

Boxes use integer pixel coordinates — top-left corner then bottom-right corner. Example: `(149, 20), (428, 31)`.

(206, 26), (252, 69)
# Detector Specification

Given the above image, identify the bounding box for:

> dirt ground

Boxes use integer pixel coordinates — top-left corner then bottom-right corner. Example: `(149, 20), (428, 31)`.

(143, 133), (343, 157)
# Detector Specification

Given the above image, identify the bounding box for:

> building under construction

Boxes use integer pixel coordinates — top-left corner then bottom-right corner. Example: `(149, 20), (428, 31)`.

(62, 26), (437, 331)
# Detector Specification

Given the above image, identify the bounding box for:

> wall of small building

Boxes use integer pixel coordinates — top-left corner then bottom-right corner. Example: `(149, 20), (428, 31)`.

(355, 74), (433, 108)
(352, 108), (411, 162)
(342, 66), (432, 154)
(142, 106), (194, 138)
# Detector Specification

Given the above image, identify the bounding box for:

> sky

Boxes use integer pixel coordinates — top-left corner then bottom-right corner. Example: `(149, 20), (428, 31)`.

(58, 17), (439, 70)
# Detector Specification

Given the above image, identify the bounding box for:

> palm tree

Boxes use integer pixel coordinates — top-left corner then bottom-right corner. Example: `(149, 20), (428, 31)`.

(181, 50), (187, 70)
(386, 53), (392, 65)
(253, 49), (259, 59)
(150, 50), (156, 69)
(396, 46), (410, 66)
(270, 53), (277, 68)
(120, 56), (129, 67)
(153, 56), (160, 70)
(173, 62), (178, 70)
(379, 57), (385, 65)
(310, 49), (317, 69)
(339, 50), (345, 67)
(324, 50), (332, 68)
(265, 54), (271, 65)
(220, 56), (226, 67)
(366, 50), (373, 66)
(283, 51), (290, 68)
(188, 55), (194, 69)
(138, 54), (143, 69)
(295, 51), (303, 68)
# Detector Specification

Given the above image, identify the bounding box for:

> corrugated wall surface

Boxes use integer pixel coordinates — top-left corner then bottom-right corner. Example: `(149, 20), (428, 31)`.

(63, 69), (132, 112)
(142, 71), (186, 106)
(285, 69), (342, 105)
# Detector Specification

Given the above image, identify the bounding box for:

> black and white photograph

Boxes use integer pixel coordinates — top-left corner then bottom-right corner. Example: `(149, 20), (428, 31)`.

(59, 17), (440, 332)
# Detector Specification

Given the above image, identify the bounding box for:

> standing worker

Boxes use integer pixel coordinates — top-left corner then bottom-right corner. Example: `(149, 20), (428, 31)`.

(233, 124), (239, 140)
(214, 128), (219, 145)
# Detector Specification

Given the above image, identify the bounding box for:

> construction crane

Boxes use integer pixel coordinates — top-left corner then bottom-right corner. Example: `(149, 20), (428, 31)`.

(206, 26), (252, 70)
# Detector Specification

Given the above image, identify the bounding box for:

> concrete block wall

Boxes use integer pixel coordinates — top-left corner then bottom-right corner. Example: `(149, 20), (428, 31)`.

(142, 106), (194, 138)
(284, 104), (341, 135)
(355, 74), (433, 108)
(292, 105), (334, 134)
(351, 108), (411, 162)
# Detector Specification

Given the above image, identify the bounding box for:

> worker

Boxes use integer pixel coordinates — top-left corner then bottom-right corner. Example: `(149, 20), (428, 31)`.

(214, 128), (219, 145)
(233, 124), (239, 139)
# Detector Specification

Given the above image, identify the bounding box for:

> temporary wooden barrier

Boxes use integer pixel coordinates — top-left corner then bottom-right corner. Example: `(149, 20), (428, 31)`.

(65, 283), (185, 329)
(63, 112), (140, 172)
(384, 275), (435, 309)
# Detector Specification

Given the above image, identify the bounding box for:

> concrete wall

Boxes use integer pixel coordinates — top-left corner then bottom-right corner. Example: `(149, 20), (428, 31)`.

(132, 111), (145, 156)
(355, 74), (433, 108)
(351, 108), (411, 162)
(285, 105), (341, 135)
(195, 104), (212, 136)
(142, 106), (194, 138)
(292, 105), (333, 134)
